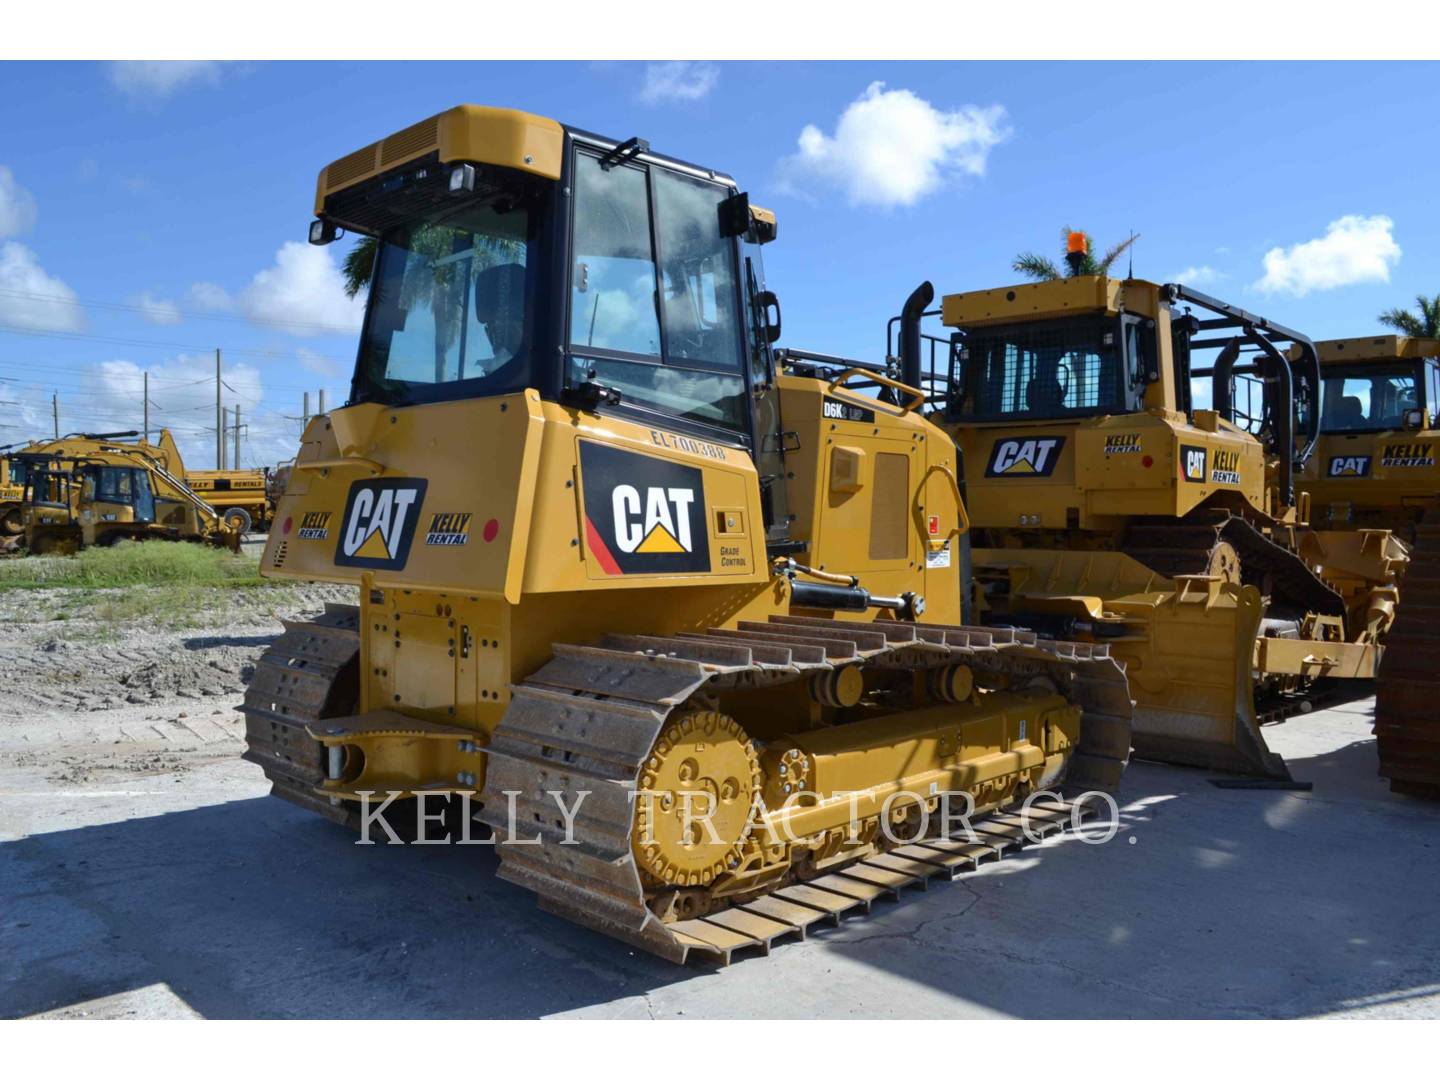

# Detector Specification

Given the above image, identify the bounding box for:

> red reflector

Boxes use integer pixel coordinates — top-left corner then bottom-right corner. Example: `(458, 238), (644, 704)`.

(482, 518), (500, 543)
(927, 514), (940, 535)
(1142, 455), (1154, 468)
(282, 516), (293, 535)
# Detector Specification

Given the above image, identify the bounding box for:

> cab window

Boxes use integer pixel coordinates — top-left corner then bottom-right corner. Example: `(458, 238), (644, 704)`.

(956, 316), (1124, 420)
(1320, 366), (1419, 432)
(567, 149), (747, 437)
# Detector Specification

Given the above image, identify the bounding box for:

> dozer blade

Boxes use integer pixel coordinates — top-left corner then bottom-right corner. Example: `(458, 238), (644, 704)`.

(1104, 577), (1289, 779)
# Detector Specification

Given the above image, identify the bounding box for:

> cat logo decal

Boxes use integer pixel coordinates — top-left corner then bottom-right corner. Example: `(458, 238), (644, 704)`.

(334, 478), (428, 570)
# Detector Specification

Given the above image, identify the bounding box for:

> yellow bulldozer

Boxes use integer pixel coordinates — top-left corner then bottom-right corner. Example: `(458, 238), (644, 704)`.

(1295, 334), (1440, 798)
(14, 430), (241, 554)
(0, 447), (31, 538)
(242, 104), (1134, 963)
(919, 258), (1401, 780)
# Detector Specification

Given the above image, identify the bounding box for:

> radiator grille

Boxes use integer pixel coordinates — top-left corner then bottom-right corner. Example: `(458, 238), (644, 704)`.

(325, 143), (379, 190)
(380, 115), (439, 167)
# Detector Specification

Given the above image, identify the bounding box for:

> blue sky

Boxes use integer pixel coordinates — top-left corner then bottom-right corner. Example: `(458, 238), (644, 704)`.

(0, 60), (1435, 467)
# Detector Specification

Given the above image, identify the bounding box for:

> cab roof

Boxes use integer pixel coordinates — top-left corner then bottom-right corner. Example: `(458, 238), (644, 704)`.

(1313, 334), (1440, 364)
(941, 275), (1163, 328)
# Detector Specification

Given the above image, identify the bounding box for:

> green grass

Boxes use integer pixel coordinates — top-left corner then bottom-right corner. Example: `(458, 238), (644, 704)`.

(0, 541), (269, 590)
(0, 542), (308, 640)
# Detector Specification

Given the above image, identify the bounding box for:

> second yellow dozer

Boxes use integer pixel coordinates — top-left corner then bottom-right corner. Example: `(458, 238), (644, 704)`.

(0, 448), (30, 538)
(241, 104), (1133, 963)
(1294, 334), (1440, 797)
(923, 266), (1400, 780)
(14, 430), (241, 554)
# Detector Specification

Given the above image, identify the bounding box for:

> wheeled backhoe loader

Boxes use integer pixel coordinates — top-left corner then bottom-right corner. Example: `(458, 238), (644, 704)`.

(241, 105), (1133, 963)
(14, 430), (241, 554)
(148, 428), (275, 534)
(1294, 334), (1440, 797)
(921, 257), (1400, 780)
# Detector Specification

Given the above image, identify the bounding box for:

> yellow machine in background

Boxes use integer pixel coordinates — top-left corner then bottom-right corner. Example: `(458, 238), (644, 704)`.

(152, 430), (273, 534)
(1297, 334), (1440, 798)
(0, 449), (29, 537)
(920, 264), (1397, 779)
(15, 430), (240, 554)
(1298, 335), (1439, 544)
(243, 104), (1133, 963)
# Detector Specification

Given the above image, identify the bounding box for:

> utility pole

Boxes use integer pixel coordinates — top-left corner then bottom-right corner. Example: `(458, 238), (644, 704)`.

(52, 392), (58, 438)
(215, 348), (223, 469)
(143, 371), (149, 444)
(234, 404), (242, 469)
(303, 391), (310, 426)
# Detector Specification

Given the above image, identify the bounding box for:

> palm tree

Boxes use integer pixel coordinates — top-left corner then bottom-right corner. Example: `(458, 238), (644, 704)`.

(342, 235), (379, 299)
(1012, 227), (1140, 282)
(338, 227), (525, 382)
(1378, 294), (1440, 339)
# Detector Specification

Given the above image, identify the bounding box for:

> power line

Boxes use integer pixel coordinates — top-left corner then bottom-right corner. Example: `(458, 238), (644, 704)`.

(0, 286), (361, 336)
(0, 324), (350, 366)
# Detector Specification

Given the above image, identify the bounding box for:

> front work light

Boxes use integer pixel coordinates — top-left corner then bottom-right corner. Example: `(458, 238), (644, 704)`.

(449, 164), (476, 195)
(309, 218), (339, 246)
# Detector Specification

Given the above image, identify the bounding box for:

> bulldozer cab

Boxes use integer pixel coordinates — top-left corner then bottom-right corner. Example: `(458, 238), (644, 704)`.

(926, 275), (1320, 529)
(79, 464), (158, 525)
(316, 109), (791, 547)
(1296, 336), (1440, 534)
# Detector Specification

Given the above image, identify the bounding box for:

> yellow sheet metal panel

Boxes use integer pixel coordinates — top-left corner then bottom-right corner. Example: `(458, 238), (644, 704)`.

(1313, 334), (1440, 363)
(313, 104), (564, 213)
(941, 275), (1164, 329)
(262, 393), (769, 599)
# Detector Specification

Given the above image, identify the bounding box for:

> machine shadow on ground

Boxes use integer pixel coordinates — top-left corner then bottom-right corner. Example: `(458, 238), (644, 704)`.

(809, 737), (1440, 1019)
(3, 732), (1438, 1019)
(2, 794), (700, 1020)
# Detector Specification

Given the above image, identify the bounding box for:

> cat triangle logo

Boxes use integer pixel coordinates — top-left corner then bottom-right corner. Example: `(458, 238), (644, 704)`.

(1002, 457), (1036, 474)
(636, 523), (685, 553)
(354, 527), (393, 560)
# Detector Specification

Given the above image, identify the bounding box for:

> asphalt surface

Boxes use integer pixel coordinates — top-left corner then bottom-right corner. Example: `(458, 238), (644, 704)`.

(3, 690), (1438, 1019)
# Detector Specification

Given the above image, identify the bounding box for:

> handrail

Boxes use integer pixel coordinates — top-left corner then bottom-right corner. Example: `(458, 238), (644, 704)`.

(294, 456), (387, 475)
(827, 368), (926, 415)
(928, 463), (971, 536)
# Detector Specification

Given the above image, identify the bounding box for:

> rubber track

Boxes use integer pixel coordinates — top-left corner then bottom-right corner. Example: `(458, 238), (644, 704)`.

(477, 616), (1133, 964)
(1375, 498), (1440, 798)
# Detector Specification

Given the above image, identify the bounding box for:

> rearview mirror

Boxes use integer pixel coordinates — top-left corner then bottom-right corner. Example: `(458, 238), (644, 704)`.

(718, 192), (751, 239)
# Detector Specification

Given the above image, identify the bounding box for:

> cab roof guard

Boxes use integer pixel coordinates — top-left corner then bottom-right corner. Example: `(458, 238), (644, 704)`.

(1166, 283), (1321, 506)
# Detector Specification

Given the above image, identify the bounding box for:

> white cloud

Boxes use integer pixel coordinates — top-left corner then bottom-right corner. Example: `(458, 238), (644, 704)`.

(1253, 215), (1401, 297)
(106, 61), (226, 101)
(639, 61), (719, 105)
(0, 166), (37, 238)
(187, 281), (234, 312)
(133, 291), (182, 326)
(785, 82), (1009, 208)
(239, 242), (364, 336)
(0, 241), (83, 332)
(1172, 265), (1225, 287)
(296, 348), (341, 378)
